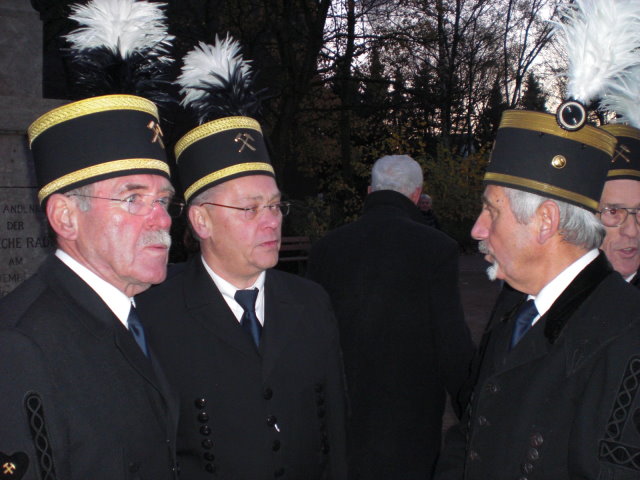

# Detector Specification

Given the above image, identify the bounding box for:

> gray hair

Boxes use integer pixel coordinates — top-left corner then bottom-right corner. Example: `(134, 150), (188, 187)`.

(64, 184), (95, 212)
(503, 187), (604, 250)
(371, 155), (423, 198)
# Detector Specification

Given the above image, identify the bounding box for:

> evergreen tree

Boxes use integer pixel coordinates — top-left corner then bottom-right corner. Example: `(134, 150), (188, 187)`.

(520, 72), (548, 112)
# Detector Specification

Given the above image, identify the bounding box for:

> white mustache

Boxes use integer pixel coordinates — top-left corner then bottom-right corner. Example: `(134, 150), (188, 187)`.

(141, 230), (172, 248)
(478, 240), (490, 255)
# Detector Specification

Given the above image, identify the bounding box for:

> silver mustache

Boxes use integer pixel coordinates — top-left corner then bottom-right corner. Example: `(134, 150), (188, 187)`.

(141, 230), (172, 249)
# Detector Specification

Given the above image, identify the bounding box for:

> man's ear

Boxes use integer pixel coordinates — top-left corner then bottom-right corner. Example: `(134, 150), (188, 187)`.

(536, 200), (560, 244)
(409, 187), (422, 205)
(46, 194), (80, 240)
(188, 205), (212, 240)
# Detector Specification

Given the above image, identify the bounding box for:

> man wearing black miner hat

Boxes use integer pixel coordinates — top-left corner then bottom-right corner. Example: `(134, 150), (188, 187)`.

(0, 1), (182, 479)
(598, 126), (640, 287)
(0, 94), (182, 479)
(136, 36), (348, 480)
(435, 106), (640, 478)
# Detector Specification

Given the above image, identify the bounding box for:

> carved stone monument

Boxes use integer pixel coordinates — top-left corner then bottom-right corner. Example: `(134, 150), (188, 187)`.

(0, 0), (64, 297)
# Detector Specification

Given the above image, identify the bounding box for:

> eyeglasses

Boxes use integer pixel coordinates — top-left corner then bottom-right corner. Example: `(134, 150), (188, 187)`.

(598, 206), (640, 227)
(67, 193), (184, 218)
(199, 201), (291, 220)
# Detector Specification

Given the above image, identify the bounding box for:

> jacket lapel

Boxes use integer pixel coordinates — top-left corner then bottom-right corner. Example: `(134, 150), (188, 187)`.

(494, 252), (613, 374)
(261, 270), (302, 378)
(46, 256), (175, 414)
(183, 257), (258, 358)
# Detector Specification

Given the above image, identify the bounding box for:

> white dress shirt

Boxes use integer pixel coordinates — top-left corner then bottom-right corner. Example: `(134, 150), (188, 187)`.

(201, 256), (266, 326)
(528, 248), (600, 326)
(56, 249), (134, 328)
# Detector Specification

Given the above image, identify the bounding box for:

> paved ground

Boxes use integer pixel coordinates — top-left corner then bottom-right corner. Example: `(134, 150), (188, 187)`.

(441, 252), (502, 433)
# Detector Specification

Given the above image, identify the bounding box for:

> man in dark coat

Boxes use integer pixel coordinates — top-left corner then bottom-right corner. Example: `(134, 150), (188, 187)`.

(307, 155), (474, 479)
(435, 110), (640, 479)
(137, 113), (348, 479)
(598, 125), (640, 286)
(0, 95), (180, 480)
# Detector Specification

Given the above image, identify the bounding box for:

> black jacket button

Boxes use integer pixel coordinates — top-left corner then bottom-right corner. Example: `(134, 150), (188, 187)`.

(198, 411), (209, 423)
(266, 415), (278, 427)
(195, 398), (207, 409)
(521, 463), (534, 474)
(263, 387), (273, 399)
(200, 425), (211, 436)
(205, 463), (216, 473)
(527, 448), (539, 461)
(203, 452), (215, 461)
(128, 462), (140, 473)
(202, 439), (213, 449)
(530, 433), (544, 447)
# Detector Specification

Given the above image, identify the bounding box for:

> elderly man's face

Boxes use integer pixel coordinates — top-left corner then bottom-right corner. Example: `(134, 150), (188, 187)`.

(471, 185), (537, 292)
(196, 175), (282, 288)
(599, 179), (640, 278)
(74, 174), (173, 296)
(418, 197), (431, 211)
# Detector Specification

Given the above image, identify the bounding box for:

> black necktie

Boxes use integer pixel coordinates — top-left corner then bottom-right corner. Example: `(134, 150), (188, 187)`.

(234, 289), (262, 347)
(509, 299), (538, 350)
(127, 305), (149, 357)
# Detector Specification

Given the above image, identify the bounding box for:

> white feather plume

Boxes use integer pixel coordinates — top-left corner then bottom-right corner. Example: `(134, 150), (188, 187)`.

(553, 0), (640, 104)
(66, 0), (173, 59)
(177, 35), (253, 107)
(600, 65), (640, 128)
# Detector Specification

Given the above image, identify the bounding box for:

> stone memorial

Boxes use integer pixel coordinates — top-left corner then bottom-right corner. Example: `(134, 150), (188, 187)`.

(0, 0), (64, 297)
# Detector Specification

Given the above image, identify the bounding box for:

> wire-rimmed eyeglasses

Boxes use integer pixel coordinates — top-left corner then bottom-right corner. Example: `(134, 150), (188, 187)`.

(199, 201), (291, 220)
(598, 206), (640, 227)
(67, 193), (185, 218)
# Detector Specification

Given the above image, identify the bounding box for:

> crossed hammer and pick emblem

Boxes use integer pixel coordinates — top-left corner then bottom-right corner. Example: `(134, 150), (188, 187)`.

(147, 121), (165, 149)
(234, 132), (256, 153)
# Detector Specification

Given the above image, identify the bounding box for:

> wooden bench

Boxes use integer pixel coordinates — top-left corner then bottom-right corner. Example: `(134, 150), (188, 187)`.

(278, 236), (312, 274)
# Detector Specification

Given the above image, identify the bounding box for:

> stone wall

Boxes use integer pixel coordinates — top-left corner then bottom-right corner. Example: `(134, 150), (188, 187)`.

(0, 0), (64, 297)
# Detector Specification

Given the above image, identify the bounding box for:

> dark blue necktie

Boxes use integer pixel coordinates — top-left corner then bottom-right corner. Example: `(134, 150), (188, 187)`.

(509, 299), (538, 350)
(127, 305), (149, 357)
(234, 289), (262, 347)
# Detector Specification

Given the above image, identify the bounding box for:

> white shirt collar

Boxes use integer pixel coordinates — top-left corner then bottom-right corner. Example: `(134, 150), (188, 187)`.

(201, 256), (266, 325)
(55, 249), (133, 328)
(626, 272), (637, 283)
(529, 248), (600, 325)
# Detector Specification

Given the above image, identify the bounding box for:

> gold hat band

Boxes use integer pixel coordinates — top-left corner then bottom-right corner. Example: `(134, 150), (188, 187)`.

(484, 172), (599, 211)
(184, 162), (274, 202)
(608, 169), (640, 179)
(500, 111), (617, 157)
(600, 124), (640, 140)
(175, 116), (263, 160)
(28, 94), (159, 146)
(38, 158), (170, 204)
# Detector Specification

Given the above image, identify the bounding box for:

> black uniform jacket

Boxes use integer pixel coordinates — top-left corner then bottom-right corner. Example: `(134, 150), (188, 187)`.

(136, 256), (348, 480)
(0, 255), (179, 480)
(436, 252), (640, 479)
(307, 190), (474, 479)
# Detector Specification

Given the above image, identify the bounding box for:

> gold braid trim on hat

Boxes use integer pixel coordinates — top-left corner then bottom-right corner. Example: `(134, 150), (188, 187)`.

(184, 162), (275, 202)
(175, 116), (263, 160)
(500, 111), (617, 156)
(601, 124), (640, 140)
(28, 95), (159, 146)
(484, 172), (599, 211)
(38, 158), (170, 204)
(608, 169), (640, 179)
